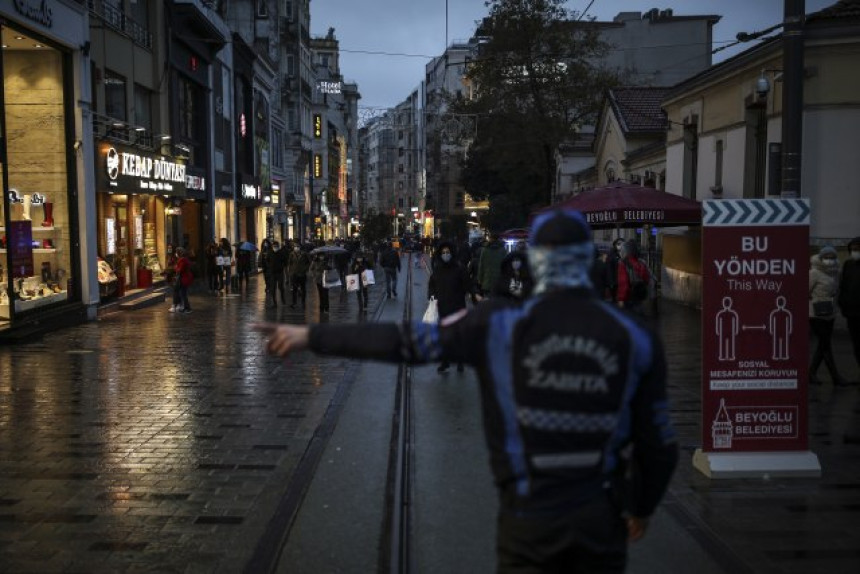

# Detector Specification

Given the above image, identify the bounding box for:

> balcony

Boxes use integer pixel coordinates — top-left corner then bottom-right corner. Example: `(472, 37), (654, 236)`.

(88, 1), (153, 50)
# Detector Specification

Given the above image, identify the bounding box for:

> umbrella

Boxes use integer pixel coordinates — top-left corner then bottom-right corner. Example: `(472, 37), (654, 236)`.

(534, 181), (702, 228)
(310, 245), (349, 255)
(238, 241), (257, 251)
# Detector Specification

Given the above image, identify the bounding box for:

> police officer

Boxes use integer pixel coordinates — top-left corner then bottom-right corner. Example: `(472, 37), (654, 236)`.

(254, 208), (678, 572)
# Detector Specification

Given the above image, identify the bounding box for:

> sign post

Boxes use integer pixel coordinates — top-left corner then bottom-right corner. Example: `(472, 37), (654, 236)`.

(694, 198), (821, 478)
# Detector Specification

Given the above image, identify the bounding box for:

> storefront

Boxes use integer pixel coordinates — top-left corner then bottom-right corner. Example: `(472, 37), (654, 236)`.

(94, 142), (186, 296)
(214, 171), (235, 244)
(0, 0), (88, 331)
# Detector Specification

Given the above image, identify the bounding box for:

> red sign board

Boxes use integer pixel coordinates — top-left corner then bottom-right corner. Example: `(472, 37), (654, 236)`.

(701, 199), (811, 452)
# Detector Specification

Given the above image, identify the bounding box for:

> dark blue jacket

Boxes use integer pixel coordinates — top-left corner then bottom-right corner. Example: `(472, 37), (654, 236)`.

(308, 287), (678, 517)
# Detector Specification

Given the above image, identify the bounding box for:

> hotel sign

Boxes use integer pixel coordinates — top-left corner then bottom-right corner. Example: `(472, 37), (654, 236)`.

(101, 144), (186, 195)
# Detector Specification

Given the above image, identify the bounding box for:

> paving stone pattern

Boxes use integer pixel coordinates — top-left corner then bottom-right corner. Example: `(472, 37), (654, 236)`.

(655, 303), (860, 574)
(0, 276), (382, 573)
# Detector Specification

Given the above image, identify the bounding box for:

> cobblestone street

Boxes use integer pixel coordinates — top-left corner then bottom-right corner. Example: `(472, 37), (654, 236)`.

(0, 277), (383, 573)
(1, 270), (860, 573)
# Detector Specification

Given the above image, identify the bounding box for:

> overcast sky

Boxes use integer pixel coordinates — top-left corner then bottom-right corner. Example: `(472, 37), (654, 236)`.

(310, 0), (833, 112)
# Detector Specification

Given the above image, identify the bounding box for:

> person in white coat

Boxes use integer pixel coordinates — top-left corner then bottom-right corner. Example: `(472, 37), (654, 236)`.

(809, 245), (848, 386)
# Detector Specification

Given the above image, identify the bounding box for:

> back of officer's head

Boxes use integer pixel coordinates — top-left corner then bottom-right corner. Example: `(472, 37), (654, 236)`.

(528, 209), (594, 294)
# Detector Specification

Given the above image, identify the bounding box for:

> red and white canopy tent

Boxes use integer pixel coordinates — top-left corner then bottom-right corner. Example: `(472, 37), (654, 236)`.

(535, 181), (702, 229)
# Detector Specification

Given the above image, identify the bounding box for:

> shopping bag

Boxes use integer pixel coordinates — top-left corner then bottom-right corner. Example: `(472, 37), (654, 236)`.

(345, 274), (360, 292)
(323, 269), (342, 289)
(422, 297), (439, 324)
(361, 269), (375, 286)
(216, 256), (229, 267)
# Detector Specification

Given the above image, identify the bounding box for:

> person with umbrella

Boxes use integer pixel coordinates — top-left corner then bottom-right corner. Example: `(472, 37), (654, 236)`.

(236, 240), (257, 292)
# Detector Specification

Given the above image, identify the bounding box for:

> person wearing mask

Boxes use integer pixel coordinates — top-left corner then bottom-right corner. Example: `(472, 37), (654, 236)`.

(492, 251), (534, 301)
(309, 254), (330, 314)
(428, 241), (474, 372)
(169, 247), (193, 313)
(810, 245), (847, 386)
(350, 251), (372, 312)
(477, 232), (507, 297)
(616, 240), (651, 314)
(254, 208), (678, 571)
(606, 238), (625, 302)
(288, 244), (310, 308)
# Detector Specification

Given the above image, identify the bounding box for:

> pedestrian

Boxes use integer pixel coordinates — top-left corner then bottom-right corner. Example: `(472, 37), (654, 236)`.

(169, 247), (193, 313)
(254, 208), (678, 572)
(309, 254), (330, 314)
(492, 251), (533, 301)
(616, 240), (651, 314)
(270, 241), (288, 306)
(477, 231), (507, 297)
(380, 241), (401, 298)
(259, 238), (274, 303)
(428, 241), (474, 373)
(839, 237), (860, 383)
(236, 240), (253, 291)
(606, 238), (624, 302)
(218, 238), (234, 295)
(591, 249), (610, 300)
(288, 243), (310, 308)
(205, 238), (220, 293)
(350, 251), (372, 312)
(334, 249), (350, 292)
(810, 245), (848, 386)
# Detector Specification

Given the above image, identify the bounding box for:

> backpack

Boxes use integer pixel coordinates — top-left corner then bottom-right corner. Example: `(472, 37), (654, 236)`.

(623, 259), (649, 302)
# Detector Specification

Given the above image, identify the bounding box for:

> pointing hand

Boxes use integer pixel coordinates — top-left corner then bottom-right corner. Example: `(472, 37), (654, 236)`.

(252, 323), (310, 358)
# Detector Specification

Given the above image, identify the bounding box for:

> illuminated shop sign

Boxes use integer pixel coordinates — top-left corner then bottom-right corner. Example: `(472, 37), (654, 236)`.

(314, 114), (322, 138)
(242, 184), (259, 200)
(186, 174), (206, 191)
(104, 146), (186, 193)
(314, 154), (322, 178)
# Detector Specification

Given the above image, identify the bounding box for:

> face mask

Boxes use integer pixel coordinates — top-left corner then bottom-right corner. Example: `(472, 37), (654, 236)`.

(512, 260), (522, 271)
(615, 243), (623, 252)
(441, 253), (452, 263)
(273, 246), (280, 252)
(295, 247), (301, 252)
(852, 251), (860, 261)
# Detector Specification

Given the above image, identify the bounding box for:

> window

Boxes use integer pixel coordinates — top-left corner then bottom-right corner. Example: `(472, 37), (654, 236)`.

(130, 0), (149, 28)
(178, 77), (196, 139)
(272, 127), (284, 169)
(104, 70), (127, 121)
(134, 85), (152, 132)
(284, 0), (293, 20)
(257, 0), (268, 18)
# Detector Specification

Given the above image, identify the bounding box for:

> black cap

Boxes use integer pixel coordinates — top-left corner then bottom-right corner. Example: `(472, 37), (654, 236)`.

(529, 209), (592, 247)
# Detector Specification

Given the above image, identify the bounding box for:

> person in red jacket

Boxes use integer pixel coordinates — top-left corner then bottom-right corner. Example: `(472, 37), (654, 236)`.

(169, 247), (194, 314)
(616, 240), (651, 313)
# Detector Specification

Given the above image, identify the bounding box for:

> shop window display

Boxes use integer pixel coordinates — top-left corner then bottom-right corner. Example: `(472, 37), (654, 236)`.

(0, 29), (74, 324)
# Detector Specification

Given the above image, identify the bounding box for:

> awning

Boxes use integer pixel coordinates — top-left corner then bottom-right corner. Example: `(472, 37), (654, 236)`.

(536, 181), (702, 228)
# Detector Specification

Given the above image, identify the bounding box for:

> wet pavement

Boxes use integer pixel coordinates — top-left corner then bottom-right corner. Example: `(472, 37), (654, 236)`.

(1, 263), (859, 573)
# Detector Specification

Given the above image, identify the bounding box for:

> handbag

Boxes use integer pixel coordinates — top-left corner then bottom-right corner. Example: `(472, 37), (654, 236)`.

(422, 297), (439, 324)
(812, 300), (834, 317)
(345, 274), (360, 292)
(361, 269), (375, 286)
(323, 269), (342, 289)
